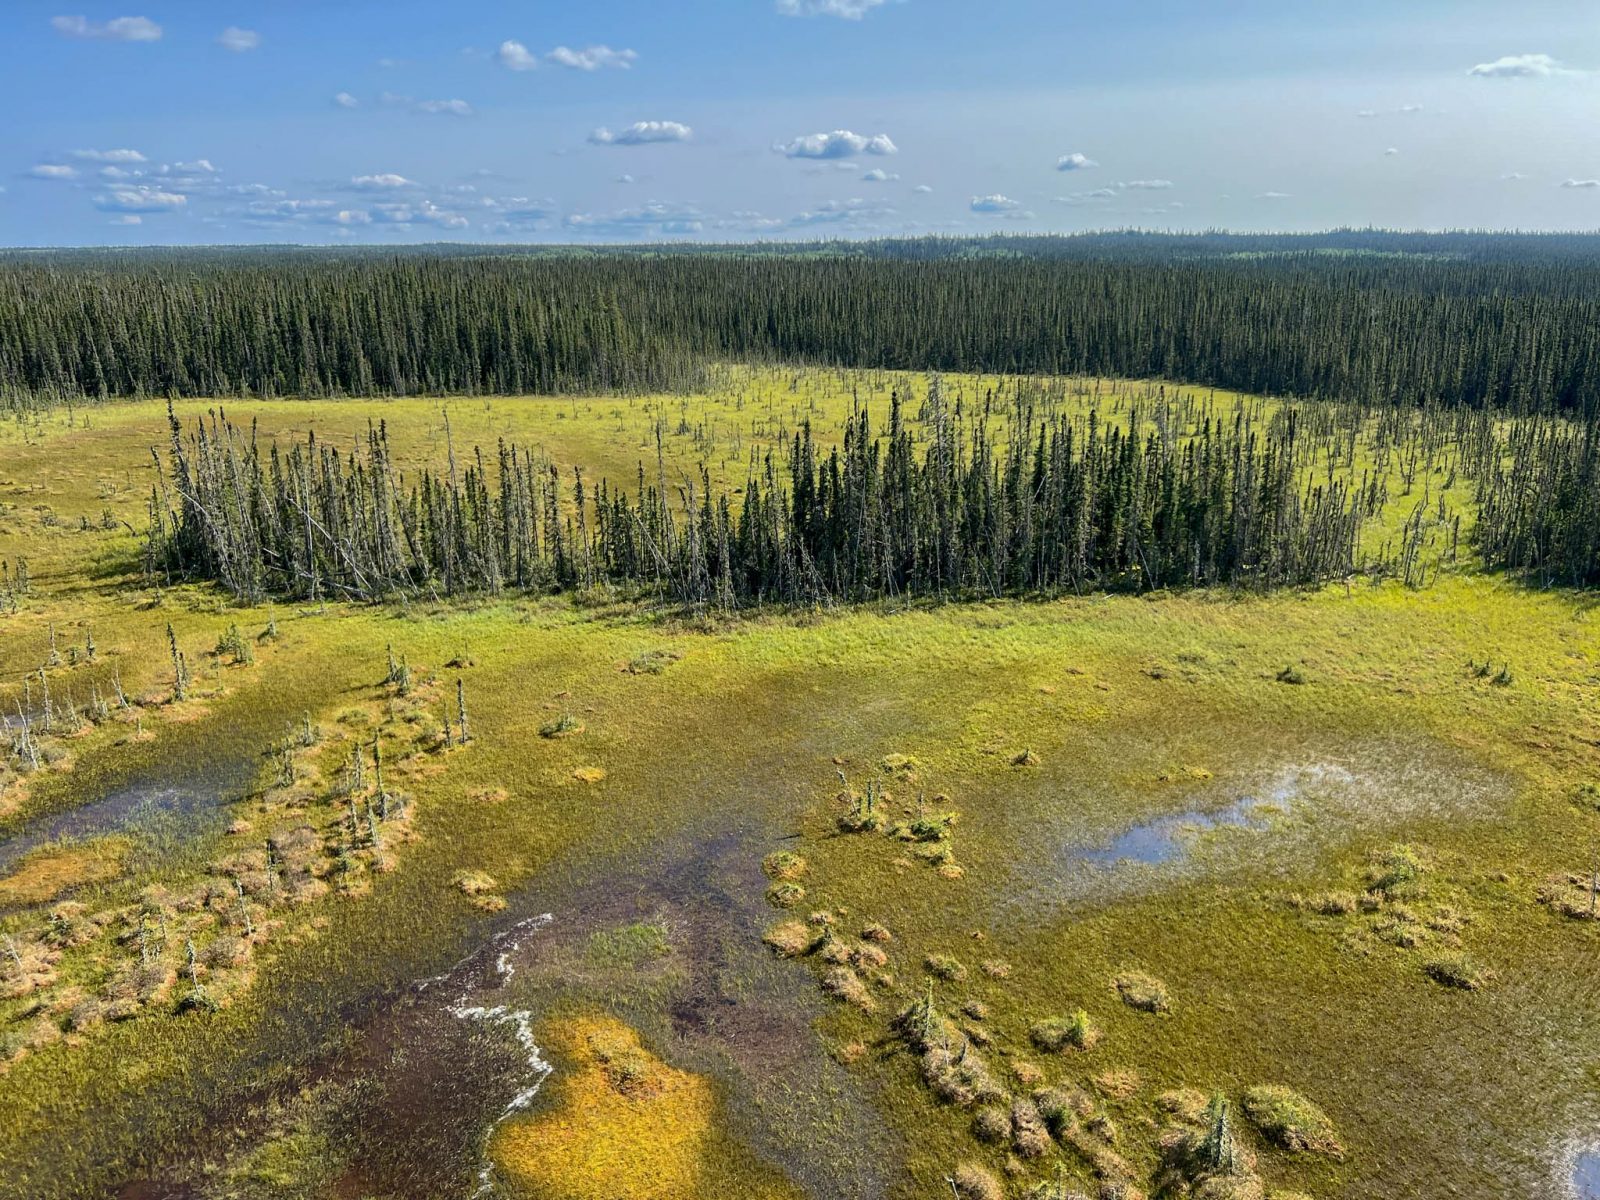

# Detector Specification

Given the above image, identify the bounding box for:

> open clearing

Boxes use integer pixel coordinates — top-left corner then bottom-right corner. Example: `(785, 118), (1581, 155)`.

(1, 369), (1598, 1200)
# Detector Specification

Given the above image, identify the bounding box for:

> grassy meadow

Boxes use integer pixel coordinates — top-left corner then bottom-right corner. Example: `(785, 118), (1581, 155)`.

(0, 369), (1596, 1200)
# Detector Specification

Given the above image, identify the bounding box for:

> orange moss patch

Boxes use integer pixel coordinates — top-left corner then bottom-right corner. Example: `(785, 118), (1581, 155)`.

(490, 1016), (798, 1200)
(0, 839), (128, 907)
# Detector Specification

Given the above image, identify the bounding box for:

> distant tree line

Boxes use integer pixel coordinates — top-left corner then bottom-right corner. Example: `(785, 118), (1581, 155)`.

(6, 242), (1600, 413)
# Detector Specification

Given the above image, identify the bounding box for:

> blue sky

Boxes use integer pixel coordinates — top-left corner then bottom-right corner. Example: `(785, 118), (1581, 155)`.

(2, 0), (1597, 245)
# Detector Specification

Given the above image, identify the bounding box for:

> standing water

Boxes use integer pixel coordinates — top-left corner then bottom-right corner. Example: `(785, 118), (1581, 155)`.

(1575, 1147), (1600, 1199)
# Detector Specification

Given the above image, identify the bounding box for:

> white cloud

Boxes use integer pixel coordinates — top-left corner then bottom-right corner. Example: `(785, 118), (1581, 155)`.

(589, 121), (693, 146)
(1384, 147), (1400, 156)
(349, 173), (417, 190)
(1357, 109), (1378, 118)
(913, 184), (933, 193)
(1500, 171), (1528, 181)
(565, 201), (705, 236)
(546, 45), (637, 70)
(29, 164), (78, 180)
(776, 0), (889, 17)
(238, 198), (333, 221)
(109, 214), (142, 226)
(777, 130), (897, 159)
(497, 40), (539, 71)
(370, 200), (469, 229)
(235, 199), (381, 227)
(860, 168), (899, 182)
(51, 15), (161, 41)
(1056, 188), (1117, 205)
(70, 147), (146, 163)
(1257, 191), (1292, 199)
(970, 194), (1021, 212)
(416, 98), (474, 116)
(1118, 179), (1174, 190)
(486, 196), (557, 227)
(1469, 53), (1580, 78)
(168, 159), (218, 175)
(94, 186), (186, 213)
(1560, 178), (1600, 189)
(616, 173), (635, 184)
(789, 197), (896, 226)
(334, 92), (359, 109)
(218, 27), (260, 52)
(1056, 153), (1098, 171)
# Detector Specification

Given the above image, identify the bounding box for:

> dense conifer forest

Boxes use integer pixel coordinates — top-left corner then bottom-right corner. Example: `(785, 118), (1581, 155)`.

(4, 235), (1600, 414)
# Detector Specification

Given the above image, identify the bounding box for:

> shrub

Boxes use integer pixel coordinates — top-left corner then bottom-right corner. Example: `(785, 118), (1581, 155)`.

(1012, 1095), (1051, 1157)
(820, 966), (875, 1011)
(762, 921), (817, 958)
(766, 882), (806, 908)
(851, 943), (888, 970)
(453, 870), (497, 897)
(1031, 1009), (1100, 1052)
(762, 851), (807, 881)
(1240, 1085), (1344, 1157)
(539, 711), (582, 738)
(951, 1163), (1003, 1200)
(1366, 844), (1424, 897)
(924, 953), (968, 982)
(1275, 664), (1306, 685)
(906, 812), (958, 842)
(880, 753), (920, 776)
(922, 1042), (1004, 1107)
(1422, 950), (1490, 990)
(1113, 970), (1171, 1013)
(972, 1105), (1011, 1143)
(625, 649), (679, 675)
(1156, 1087), (1209, 1123)
(1312, 890), (1358, 915)
(1033, 1084), (1093, 1136)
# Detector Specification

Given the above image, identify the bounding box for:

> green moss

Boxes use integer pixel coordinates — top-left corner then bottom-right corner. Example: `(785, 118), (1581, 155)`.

(1031, 1009), (1101, 1053)
(1241, 1085), (1345, 1158)
(586, 921), (671, 968)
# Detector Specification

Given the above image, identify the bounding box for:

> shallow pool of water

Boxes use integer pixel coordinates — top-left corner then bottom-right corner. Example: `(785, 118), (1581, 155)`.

(1068, 764), (1349, 869)
(0, 773), (240, 875)
(1575, 1147), (1600, 1199)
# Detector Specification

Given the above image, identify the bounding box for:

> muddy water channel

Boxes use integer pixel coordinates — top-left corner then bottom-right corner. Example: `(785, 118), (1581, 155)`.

(378, 823), (891, 1199)
(108, 813), (894, 1200)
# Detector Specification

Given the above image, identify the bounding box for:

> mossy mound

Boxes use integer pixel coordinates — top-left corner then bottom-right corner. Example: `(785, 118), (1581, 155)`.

(0, 839), (128, 908)
(490, 1016), (798, 1200)
(1240, 1085), (1344, 1158)
(1113, 970), (1171, 1013)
